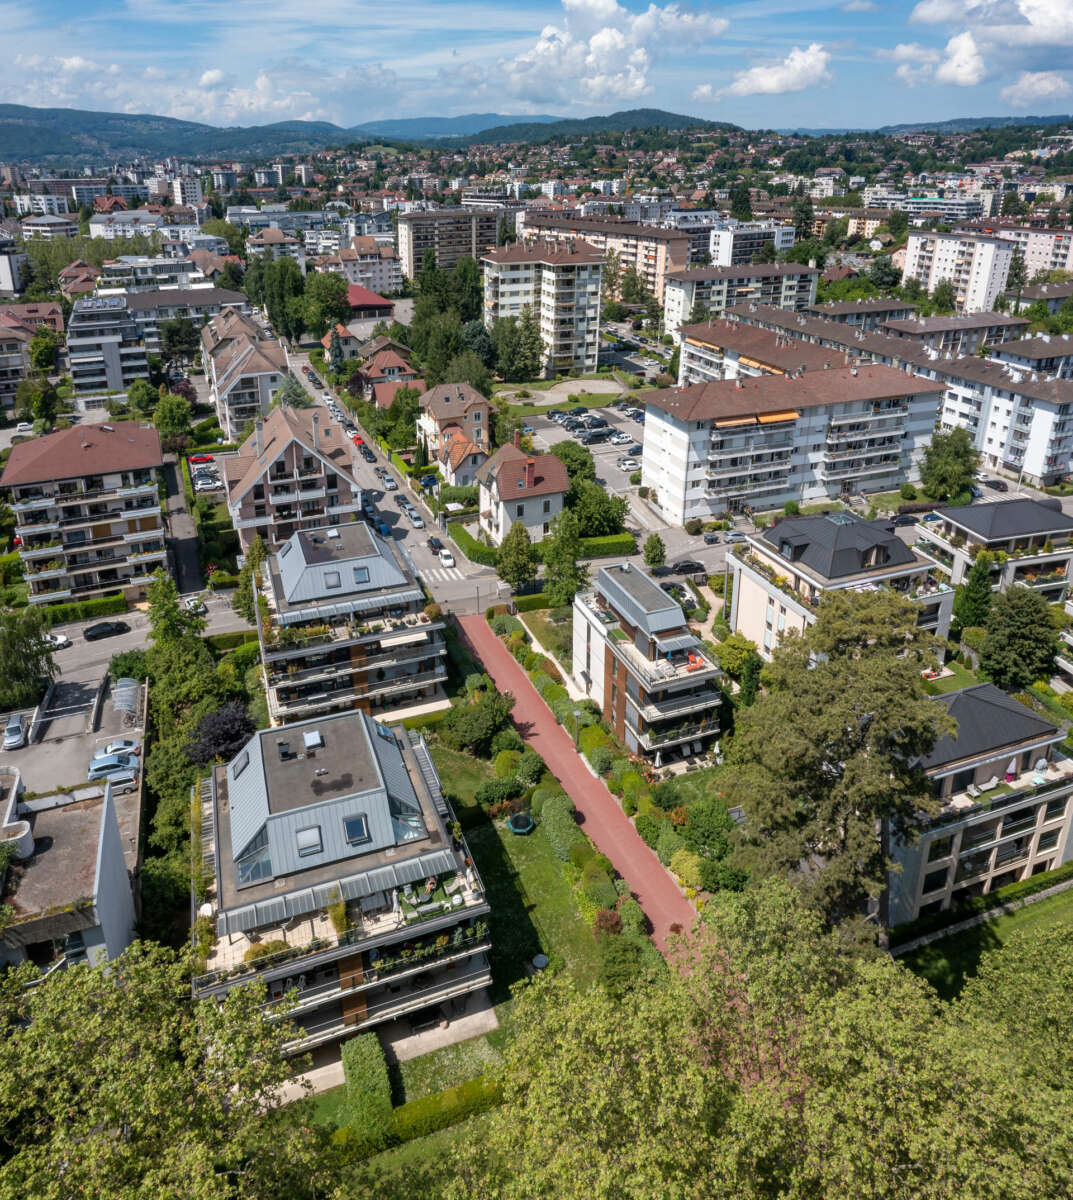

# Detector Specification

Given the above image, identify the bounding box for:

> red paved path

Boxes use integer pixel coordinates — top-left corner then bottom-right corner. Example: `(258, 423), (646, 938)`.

(458, 616), (696, 953)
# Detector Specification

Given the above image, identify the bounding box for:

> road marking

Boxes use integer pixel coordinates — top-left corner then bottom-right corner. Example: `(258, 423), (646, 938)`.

(423, 567), (466, 582)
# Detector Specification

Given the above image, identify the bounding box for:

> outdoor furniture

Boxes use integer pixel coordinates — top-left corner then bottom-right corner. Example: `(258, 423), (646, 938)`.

(966, 784), (980, 798)
(977, 776), (1000, 794)
(1033, 773), (1047, 787)
(444, 875), (463, 894)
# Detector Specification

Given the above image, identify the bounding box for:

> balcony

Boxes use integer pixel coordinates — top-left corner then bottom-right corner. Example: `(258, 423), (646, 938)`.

(28, 588), (72, 603)
(636, 716), (721, 750)
(821, 458), (901, 481)
(939, 754), (1073, 823)
(17, 519), (61, 535)
(275, 667), (446, 716)
(24, 561), (66, 580)
(128, 547), (167, 564)
(638, 688), (720, 723)
(827, 405), (908, 427)
(18, 541), (62, 559)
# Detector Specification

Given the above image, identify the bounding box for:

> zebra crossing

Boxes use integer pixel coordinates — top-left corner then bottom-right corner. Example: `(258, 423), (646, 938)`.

(421, 566), (466, 583)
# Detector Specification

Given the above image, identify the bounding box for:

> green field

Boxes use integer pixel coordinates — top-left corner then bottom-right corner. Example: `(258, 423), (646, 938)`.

(342, 1112), (493, 1198)
(520, 606), (573, 671)
(922, 661), (978, 695)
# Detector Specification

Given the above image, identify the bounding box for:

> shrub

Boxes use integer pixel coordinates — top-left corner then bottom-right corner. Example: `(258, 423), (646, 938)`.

(534, 656), (562, 684)
(638, 486), (649, 499)
(108, 648), (150, 681)
(583, 865), (618, 909)
(243, 939), (288, 963)
(543, 682), (569, 706)
(515, 592), (552, 612)
(620, 770), (646, 806)
(961, 625), (987, 651)
(684, 518), (702, 535)
(617, 895), (646, 935)
(670, 848), (704, 889)
(424, 602), (442, 621)
(542, 794), (582, 860)
(629, 471), (641, 485)
(523, 650), (543, 671)
(580, 532), (636, 558)
(578, 724), (609, 759)
(391, 1076), (502, 1142)
(569, 841), (596, 870)
(490, 727), (524, 755)
(450, 521), (498, 566)
(594, 908), (623, 937)
(511, 640), (531, 664)
(466, 672), (491, 695)
(622, 792), (638, 816)
(39, 593), (126, 626)
(515, 748), (545, 787)
(634, 811), (664, 848)
(493, 749), (522, 779)
(782, 500), (800, 516)
(698, 858), (748, 893)
(900, 482), (917, 500)
(590, 745), (614, 775)
(656, 822), (685, 866)
(475, 777), (524, 806)
(342, 1034), (393, 1152)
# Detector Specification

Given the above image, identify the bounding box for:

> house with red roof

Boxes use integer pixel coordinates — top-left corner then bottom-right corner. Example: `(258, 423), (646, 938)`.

(476, 434), (569, 546)
(320, 323), (362, 361)
(346, 284), (394, 320)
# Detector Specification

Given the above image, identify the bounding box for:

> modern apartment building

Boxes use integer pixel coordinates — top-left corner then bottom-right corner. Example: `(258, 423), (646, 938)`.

(222, 405), (362, 554)
(124, 287), (249, 356)
(878, 312), (1027, 355)
(709, 221), (795, 267)
(201, 307), (289, 441)
(192, 711), (491, 1054)
(257, 523), (449, 725)
(87, 210), (166, 241)
(913, 499), (1073, 601)
(888, 685), (1073, 926)
(0, 315), (30, 414)
(396, 209), (501, 278)
(516, 212), (688, 302)
(13, 192), (70, 216)
(1, 422), (166, 605)
(641, 365), (945, 524)
(901, 232), (1013, 313)
(727, 512), (953, 660)
(481, 240), (602, 376)
(97, 255), (207, 292)
(66, 296), (150, 398)
(663, 264), (819, 341)
(246, 228), (306, 272)
(677, 320), (846, 386)
(0, 233), (28, 296)
(171, 177), (203, 207)
(572, 564), (723, 763)
(476, 439), (569, 546)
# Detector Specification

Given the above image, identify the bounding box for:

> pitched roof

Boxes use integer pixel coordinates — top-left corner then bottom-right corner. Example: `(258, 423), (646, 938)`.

(347, 284), (393, 309)
(476, 444), (569, 498)
(420, 382), (488, 422)
(358, 334), (410, 359)
(365, 348), (413, 376)
(679, 321), (847, 373)
(1, 422), (162, 487)
(922, 684), (1058, 772)
(440, 429), (487, 470)
(223, 406), (357, 502)
(759, 512), (916, 580)
(880, 313), (1028, 336)
(482, 239), (604, 267)
(938, 498), (1073, 541)
(373, 379), (425, 410)
(248, 227), (300, 245)
(667, 262), (820, 283)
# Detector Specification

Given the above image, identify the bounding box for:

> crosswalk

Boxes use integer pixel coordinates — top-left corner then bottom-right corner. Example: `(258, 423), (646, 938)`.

(422, 566), (466, 583)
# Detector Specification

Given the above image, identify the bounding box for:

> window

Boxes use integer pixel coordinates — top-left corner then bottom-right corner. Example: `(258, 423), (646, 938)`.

(922, 867), (949, 894)
(232, 750), (250, 780)
(296, 826), (322, 857)
(543, 499), (551, 513)
(1044, 797), (1067, 822)
(353, 566), (370, 584)
(1038, 828), (1060, 851)
(324, 570), (341, 588)
(279, 542), (291, 558)
(344, 814), (371, 845)
(927, 836), (952, 862)
(516, 504), (524, 517)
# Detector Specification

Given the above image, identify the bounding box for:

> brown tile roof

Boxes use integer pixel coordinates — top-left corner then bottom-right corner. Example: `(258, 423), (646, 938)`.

(667, 263), (820, 283)
(373, 379), (425, 410)
(248, 227), (300, 245)
(441, 429), (487, 471)
(482, 239), (603, 267)
(366, 348), (413, 376)
(679, 321), (848, 372)
(420, 382), (488, 422)
(1, 422), (163, 487)
(358, 335), (411, 359)
(223, 405), (357, 502)
(880, 313), (1028, 336)
(476, 444), (569, 498)
(523, 213), (689, 243)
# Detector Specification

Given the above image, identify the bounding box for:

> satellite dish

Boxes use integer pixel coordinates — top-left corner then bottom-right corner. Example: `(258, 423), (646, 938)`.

(869, 238), (883, 251)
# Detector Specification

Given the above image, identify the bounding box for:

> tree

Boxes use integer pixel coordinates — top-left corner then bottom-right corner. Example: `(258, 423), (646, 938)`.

(301, 271), (350, 339)
(185, 699), (256, 765)
(496, 214), (515, 246)
(643, 532), (665, 568)
(147, 568), (205, 646)
(738, 650), (762, 705)
(497, 521), (537, 593)
(619, 267), (645, 305)
(953, 551), (994, 629)
(979, 585), (1058, 692)
(919, 426), (979, 501)
(14, 374), (58, 428)
(272, 374), (311, 409)
(441, 350), (492, 400)
(543, 510), (588, 606)
(218, 259), (245, 292)
(868, 256), (900, 289)
(233, 534), (266, 626)
(159, 317), (200, 364)
(792, 193), (815, 239)
(0, 608), (55, 710)
(930, 277), (957, 313)
(603, 248), (622, 298)
(262, 256), (305, 341)
(713, 631), (759, 677)
(27, 326), (60, 371)
(461, 318), (496, 368)
(126, 377), (157, 415)
(887, 209), (909, 240)
(730, 181), (753, 221)
(0, 942), (332, 1200)
(201, 216), (245, 255)
(438, 689), (516, 756)
(1006, 245), (1027, 307)
(448, 255), (482, 324)
(327, 327), (344, 375)
(153, 392), (191, 438)
(687, 296), (710, 325)
(515, 305), (543, 380)
(548, 440), (596, 492)
(570, 480), (626, 536)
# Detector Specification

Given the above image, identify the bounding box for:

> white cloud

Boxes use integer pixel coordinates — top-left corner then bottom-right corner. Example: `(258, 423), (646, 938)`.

(840, 0), (877, 10)
(910, 0), (1073, 47)
(692, 83), (715, 101)
(878, 41), (941, 62)
(1001, 69), (1072, 108)
(719, 42), (832, 97)
(934, 30), (985, 84)
(198, 68), (226, 88)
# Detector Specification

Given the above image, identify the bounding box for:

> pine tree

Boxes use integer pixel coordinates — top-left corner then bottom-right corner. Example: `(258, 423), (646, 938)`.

(643, 533), (666, 568)
(497, 522), (537, 593)
(516, 305), (544, 380)
(328, 327), (344, 374)
(953, 552), (994, 629)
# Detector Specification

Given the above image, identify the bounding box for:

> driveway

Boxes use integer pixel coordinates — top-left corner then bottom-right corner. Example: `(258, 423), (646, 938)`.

(162, 458), (203, 594)
(458, 615), (696, 953)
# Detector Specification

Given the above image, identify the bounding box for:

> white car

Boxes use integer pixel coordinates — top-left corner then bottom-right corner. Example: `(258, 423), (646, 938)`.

(616, 458), (635, 472)
(408, 510), (425, 529)
(184, 596), (207, 615)
(610, 431), (632, 445)
(93, 739), (140, 760)
(439, 549), (456, 568)
(45, 631), (71, 649)
(15, 422), (33, 435)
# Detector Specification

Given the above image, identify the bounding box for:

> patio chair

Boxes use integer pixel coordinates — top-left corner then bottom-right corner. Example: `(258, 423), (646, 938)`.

(978, 776), (1000, 794)
(966, 784), (980, 798)
(444, 875), (463, 894)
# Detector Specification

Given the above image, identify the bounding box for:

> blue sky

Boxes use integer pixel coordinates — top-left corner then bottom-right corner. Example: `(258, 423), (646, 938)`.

(4, 0), (1072, 130)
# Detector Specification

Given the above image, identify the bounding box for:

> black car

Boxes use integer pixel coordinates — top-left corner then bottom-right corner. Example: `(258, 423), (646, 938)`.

(672, 559), (704, 576)
(569, 406), (587, 416)
(580, 430), (609, 445)
(703, 532), (721, 545)
(892, 514), (918, 527)
(361, 446), (376, 463)
(626, 445), (643, 456)
(649, 564), (674, 578)
(547, 409), (564, 420)
(84, 621), (130, 641)
(586, 416), (608, 429)
(393, 494), (408, 507)
(983, 478), (1009, 491)
(427, 535), (444, 554)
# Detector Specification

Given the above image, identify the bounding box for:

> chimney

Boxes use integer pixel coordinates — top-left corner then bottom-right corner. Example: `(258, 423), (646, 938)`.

(254, 418), (264, 455)
(311, 411), (319, 451)
(525, 458), (535, 488)
(513, 429), (521, 450)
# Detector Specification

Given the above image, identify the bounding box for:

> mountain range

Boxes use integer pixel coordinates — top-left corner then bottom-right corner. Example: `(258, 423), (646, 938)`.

(353, 113), (561, 139)
(781, 114), (1073, 136)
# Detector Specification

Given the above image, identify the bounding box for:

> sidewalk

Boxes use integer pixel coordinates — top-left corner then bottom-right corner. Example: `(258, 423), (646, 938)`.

(458, 615), (696, 953)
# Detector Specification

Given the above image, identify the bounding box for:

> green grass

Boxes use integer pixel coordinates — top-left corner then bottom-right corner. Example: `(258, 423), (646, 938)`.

(520, 606), (573, 671)
(396, 1034), (502, 1101)
(652, 765), (725, 806)
(342, 1111), (492, 1197)
(922, 661), (978, 695)
(504, 394), (618, 419)
(900, 885), (1073, 1000)
(302, 1082), (352, 1129)
(429, 746), (495, 827)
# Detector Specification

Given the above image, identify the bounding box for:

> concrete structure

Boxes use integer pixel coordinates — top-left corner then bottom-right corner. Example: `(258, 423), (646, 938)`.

(246, 227), (306, 272)
(66, 296), (150, 398)
(315, 236), (402, 295)
(396, 209), (501, 278)
(677, 320), (848, 387)
(901, 232), (1013, 313)
(123, 287), (248, 356)
(728, 512), (953, 660)
(968, 223), (1073, 277)
(13, 192), (70, 216)
(416, 383), (490, 487)
(1, 422), (166, 605)
(642, 365), (946, 524)
(989, 333), (1073, 380)
(709, 221), (795, 267)
(879, 312), (1027, 355)
(192, 711), (490, 1054)
(0, 314), (30, 414)
(572, 564), (723, 762)
(1005, 280), (1073, 315)
(202, 307), (289, 441)
(476, 439), (569, 545)
(171, 177), (203, 207)
(97, 255), (207, 292)
(20, 214), (78, 240)
(664, 265), (819, 341)
(0, 233), (28, 296)
(257, 523), (450, 725)
(87, 210), (166, 241)
(481, 240), (602, 376)
(804, 298), (917, 329)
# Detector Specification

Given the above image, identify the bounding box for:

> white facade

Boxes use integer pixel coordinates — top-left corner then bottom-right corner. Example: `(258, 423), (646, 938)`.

(901, 233), (1013, 313)
(171, 176), (203, 206)
(13, 193), (70, 216)
(664, 266), (817, 341)
(986, 226), (1073, 278)
(709, 222), (796, 267)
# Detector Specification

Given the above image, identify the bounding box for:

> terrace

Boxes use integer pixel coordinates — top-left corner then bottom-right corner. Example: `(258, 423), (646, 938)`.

(936, 752), (1073, 825)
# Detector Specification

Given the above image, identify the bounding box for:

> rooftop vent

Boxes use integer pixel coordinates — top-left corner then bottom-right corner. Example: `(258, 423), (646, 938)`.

(101, 424), (114, 432)
(303, 729), (324, 750)
(327, 529), (340, 539)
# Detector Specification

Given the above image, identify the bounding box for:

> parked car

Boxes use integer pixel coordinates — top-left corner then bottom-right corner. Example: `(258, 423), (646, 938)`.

(93, 739), (139, 760)
(419, 474), (439, 489)
(586, 416), (608, 429)
(88, 754), (139, 781)
(892, 514), (918, 527)
(521, 425), (535, 435)
(84, 621), (130, 641)
(547, 409), (564, 420)
(969, 485), (983, 499)
(189, 454), (214, 464)
(616, 458), (635, 472)
(3, 713), (26, 751)
(393, 494), (408, 507)
(722, 531), (745, 543)
(427, 535), (444, 554)
(610, 431), (632, 445)
(184, 595), (207, 615)
(381, 475), (398, 491)
(703, 532), (721, 545)
(570, 406), (587, 416)
(301, 365), (309, 374)
(361, 446), (376, 463)
(439, 548), (456, 568)
(45, 631), (71, 649)
(983, 478), (1009, 491)
(672, 559), (704, 576)
(375, 519), (391, 537)
(408, 511), (425, 529)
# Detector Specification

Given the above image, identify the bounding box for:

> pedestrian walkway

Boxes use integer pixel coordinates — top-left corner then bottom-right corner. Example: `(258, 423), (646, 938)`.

(422, 566), (466, 583)
(458, 615), (696, 953)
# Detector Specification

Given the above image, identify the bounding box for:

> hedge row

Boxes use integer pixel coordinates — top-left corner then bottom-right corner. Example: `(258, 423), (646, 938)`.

(542, 794), (587, 861)
(579, 531), (636, 558)
(205, 630), (259, 653)
(390, 1075), (502, 1142)
(515, 592), (552, 612)
(41, 593), (127, 626)
(399, 708), (450, 731)
(341, 1034), (393, 1152)
(448, 521), (498, 567)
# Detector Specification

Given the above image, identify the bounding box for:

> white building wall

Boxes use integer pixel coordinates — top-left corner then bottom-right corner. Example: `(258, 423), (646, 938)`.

(571, 598), (608, 703)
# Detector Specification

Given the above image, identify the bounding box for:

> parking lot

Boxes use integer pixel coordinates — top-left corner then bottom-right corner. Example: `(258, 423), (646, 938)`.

(528, 402), (647, 501)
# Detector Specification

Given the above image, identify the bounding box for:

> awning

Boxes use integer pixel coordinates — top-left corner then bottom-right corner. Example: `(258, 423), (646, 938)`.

(379, 630), (429, 648)
(758, 410), (799, 423)
(714, 417), (756, 428)
(654, 632), (698, 653)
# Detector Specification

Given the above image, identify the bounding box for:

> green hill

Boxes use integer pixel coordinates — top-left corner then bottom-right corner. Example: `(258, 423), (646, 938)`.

(446, 108), (737, 145)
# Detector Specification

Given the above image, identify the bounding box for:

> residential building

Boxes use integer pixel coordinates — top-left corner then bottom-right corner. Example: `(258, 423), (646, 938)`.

(966, 222), (1073, 277)
(0, 301), (64, 334)
(13, 192), (70, 216)
(900, 232), (1013, 313)
(989, 333), (1073, 380)
(878, 312), (1027, 355)
(171, 177), (203, 207)
(66, 296), (150, 399)
(476, 438), (569, 545)
(1004, 279), (1073, 314)
(21, 213), (78, 240)
(1, 421), (166, 605)
(355, 347), (424, 406)
(346, 285), (394, 320)
(804, 298), (917, 329)
(571, 563), (723, 763)
(415, 382), (490, 475)
(0, 315), (30, 413)
(516, 213), (688, 302)
(676, 320), (845, 386)
(709, 221), (795, 267)
(641, 364), (946, 524)
(481, 240), (602, 376)
(87, 210), (166, 241)
(257, 523), (450, 725)
(727, 512), (953, 660)
(914, 499), (1073, 601)
(201, 307), (289, 441)
(861, 189), (987, 221)
(57, 259), (101, 298)
(315, 236), (402, 294)
(888, 685), (1073, 926)
(664, 264), (819, 341)
(245, 227), (306, 272)
(124, 287), (248, 356)
(222, 406), (362, 554)
(212, 170), (238, 191)
(96, 255), (207, 292)
(0, 233), (27, 296)
(320, 324), (362, 363)
(191, 711), (490, 1054)
(396, 209), (501, 278)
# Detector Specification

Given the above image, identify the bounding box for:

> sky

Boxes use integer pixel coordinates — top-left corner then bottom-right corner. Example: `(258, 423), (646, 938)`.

(3, 0), (1073, 132)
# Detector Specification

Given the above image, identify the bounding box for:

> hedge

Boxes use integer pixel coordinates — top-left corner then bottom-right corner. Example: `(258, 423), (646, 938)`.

(578, 724), (610, 761)
(449, 521), (498, 567)
(341, 1034), (393, 1152)
(515, 592), (552, 612)
(40, 593), (127, 626)
(205, 630), (259, 653)
(399, 708), (451, 731)
(579, 531), (636, 558)
(543, 794), (584, 860)
(490, 613), (525, 637)
(390, 1075), (502, 1142)
(207, 571), (240, 590)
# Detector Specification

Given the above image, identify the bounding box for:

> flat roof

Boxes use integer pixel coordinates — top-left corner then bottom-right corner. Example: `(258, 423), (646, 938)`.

(938, 498), (1073, 541)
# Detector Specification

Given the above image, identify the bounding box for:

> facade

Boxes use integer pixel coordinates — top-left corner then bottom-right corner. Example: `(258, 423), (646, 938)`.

(804, 298), (917, 329)
(171, 177), (204, 207)
(889, 685), (1073, 926)
(971, 223), (1073, 277)
(246, 227), (306, 272)
(677, 320), (846, 386)
(476, 440), (569, 546)
(201, 307), (289, 441)
(222, 406), (362, 554)
(0, 234), (28, 296)
(97, 255), (206, 292)
(192, 711), (491, 1054)
(1005, 280), (1073, 315)
(1, 422), (166, 605)
(989, 334), (1073, 380)
(21, 214), (78, 240)
(878, 312), (1027, 355)
(416, 382), (489, 459)
(914, 499), (1073, 601)
(87, 210), (166, 241)
(641, 365), (945, 525)
(481, 240), (602, 376)
(315, 236), (402, 294)
(124, 287), (248, 356)
(709, 221), (795, 267)
(0, 301), (64, 334)
(900, 233), (1013, 313)
(0, 315), (30, 413)
(66, 296), (150, 398)
(572, 564), (723, 762)
(728, 512), (953, 660)
(396, 209), (501, 278)
(258, 523), (450, 725)
(663, 264), (818, 341)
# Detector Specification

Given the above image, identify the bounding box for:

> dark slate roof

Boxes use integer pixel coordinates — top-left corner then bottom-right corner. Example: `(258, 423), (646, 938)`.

(759, 512), (915, 580)
(939, 498), (1073, 541)
(921, 684), (1058, 772)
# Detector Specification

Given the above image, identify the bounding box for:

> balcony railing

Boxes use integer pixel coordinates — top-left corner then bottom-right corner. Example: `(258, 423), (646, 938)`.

(638, 717), (720, 748)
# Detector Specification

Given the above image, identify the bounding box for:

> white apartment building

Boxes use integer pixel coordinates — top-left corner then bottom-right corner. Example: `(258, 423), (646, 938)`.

(862, 189), (990, 220)
(315, 236), (402, 295)
(709, 222), (795, 267)
(664, 264), (818, 341)
(202, 307), (289, 441)
(976, 224), (1073, 277)
(901, 232), (1013, 313)
(20, 214), (78, 240)
(13, 193), (70, 216)
(481, 240), (602, 376)
(677, 321), (847, 386)
(87, 209), (166, 241)
(245, 228), (306, 272)
(990, 334), (1073, 380)
(171, 177), (203, 206)
(641, 364), (946, 524)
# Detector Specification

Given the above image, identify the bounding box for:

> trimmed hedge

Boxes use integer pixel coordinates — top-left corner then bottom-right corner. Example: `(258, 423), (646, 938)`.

(543, 794), (584, 860)
(205, 630), (259, 653)
(515, 592), (552, 612)
(580, 531), (636, 558)
(41, 593), (127, 626)
(341, 1034), (393, 1152)
(450, 521), (498, 567)
(400, 708), (450, 731)
(491, 613), (525, 637)
(390, 1075), (502, 1142)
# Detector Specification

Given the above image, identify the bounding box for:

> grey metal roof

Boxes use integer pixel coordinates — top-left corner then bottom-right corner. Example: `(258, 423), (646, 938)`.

(276, 524), (409, 606)
(921, 684), (1059, 772)
(760, 512), (915, 581)
(596, 565), (684, 636)
(938, 498), (1073, 542)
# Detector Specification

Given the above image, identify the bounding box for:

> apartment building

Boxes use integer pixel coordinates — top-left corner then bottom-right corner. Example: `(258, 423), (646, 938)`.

(87, 210), (166, 241)
(13, 193), (70, 216)
(804, 298), (917, 329)
(1005, 280), (1073, 315)
(222, 406), (362, 554)
(664, 264), (819, 341)
(97, 255), (207, 292)
(246, 227), (306, 272)
(879, 311), (1027, 355)
(21, 214), (78, 240)
(171, 177), (203, 207)
(396, 209), (501, 278)
(0, 233), (27, 296)
(124, 287), (248, 356)
(728, 512), (953, 660)
(516, 213), (688, 303)
(901, 232), (1013, 313)
(677, 320), (845, 386)
(315, 236), (402, 295)
(862, 189), (987, 221)
(66, 296), (150, 398)
(476, 439), (569, 545)
(257, 523), (450, 725)
(989, 334), (1073, 380)
(965, 222), (1073, 277)
(415, 383), (490, 487)
(201, 307), (289, 441)
(192, 711), (491, 1054)
(1, 422), (166, 605)
(709, 221), (795, 267)
(914, 499), (1073, 601)
(0, 315), (30, 414)
(572, 563), (723, 763)
(481, 240), (602, 376)
(888, 685), (1073, 926)
(641, 365), (945, 524)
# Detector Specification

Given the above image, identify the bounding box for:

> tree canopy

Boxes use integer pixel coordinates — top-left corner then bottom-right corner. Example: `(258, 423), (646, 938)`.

(497, 521), (538, 593)
(0, 607), (55, 711)
(979, 584), (1058, 691)
(919, 426), (979, 501)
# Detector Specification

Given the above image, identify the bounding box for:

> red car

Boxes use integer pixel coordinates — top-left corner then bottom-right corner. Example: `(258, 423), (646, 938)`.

(351, 435), (364, 446)
(189, 453), (214, 464)
(301, 365), (309, 374)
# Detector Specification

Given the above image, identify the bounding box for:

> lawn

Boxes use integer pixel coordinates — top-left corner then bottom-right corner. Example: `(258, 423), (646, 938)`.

(899, 885), (1073, 1000)
(343, 1112), (493, 1198)
(503, 394), (619, 420)
(922, 661), (978, 695)
(651, 765), (725, 806)
(429, 745), (495, 827)
(396, 1033), (502, 1101)
(520, 606), (573, 671)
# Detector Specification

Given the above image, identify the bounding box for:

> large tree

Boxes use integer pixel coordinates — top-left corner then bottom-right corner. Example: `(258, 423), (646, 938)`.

(27, 326), (60, 371)
(730, 181), (753, 221)
(14, 374), (58, 428)
(159, 317), (200, 364)
(571, 480), (627, 536)
(953, 551), (994, 629)
(643, 532), (666, 568)
(931, 278), (958, 313)
(497, 521), (537, 593)
(301, 271), (350, 339)
(543, 510), (588, 606)
(919, 426), (979, 501)
(0, 607), (55, 710)
(979, 584), (1058, 691)
(153, 391), (191, 438)
(448, 255), (483, 324)
(548, 440), (596, 493)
